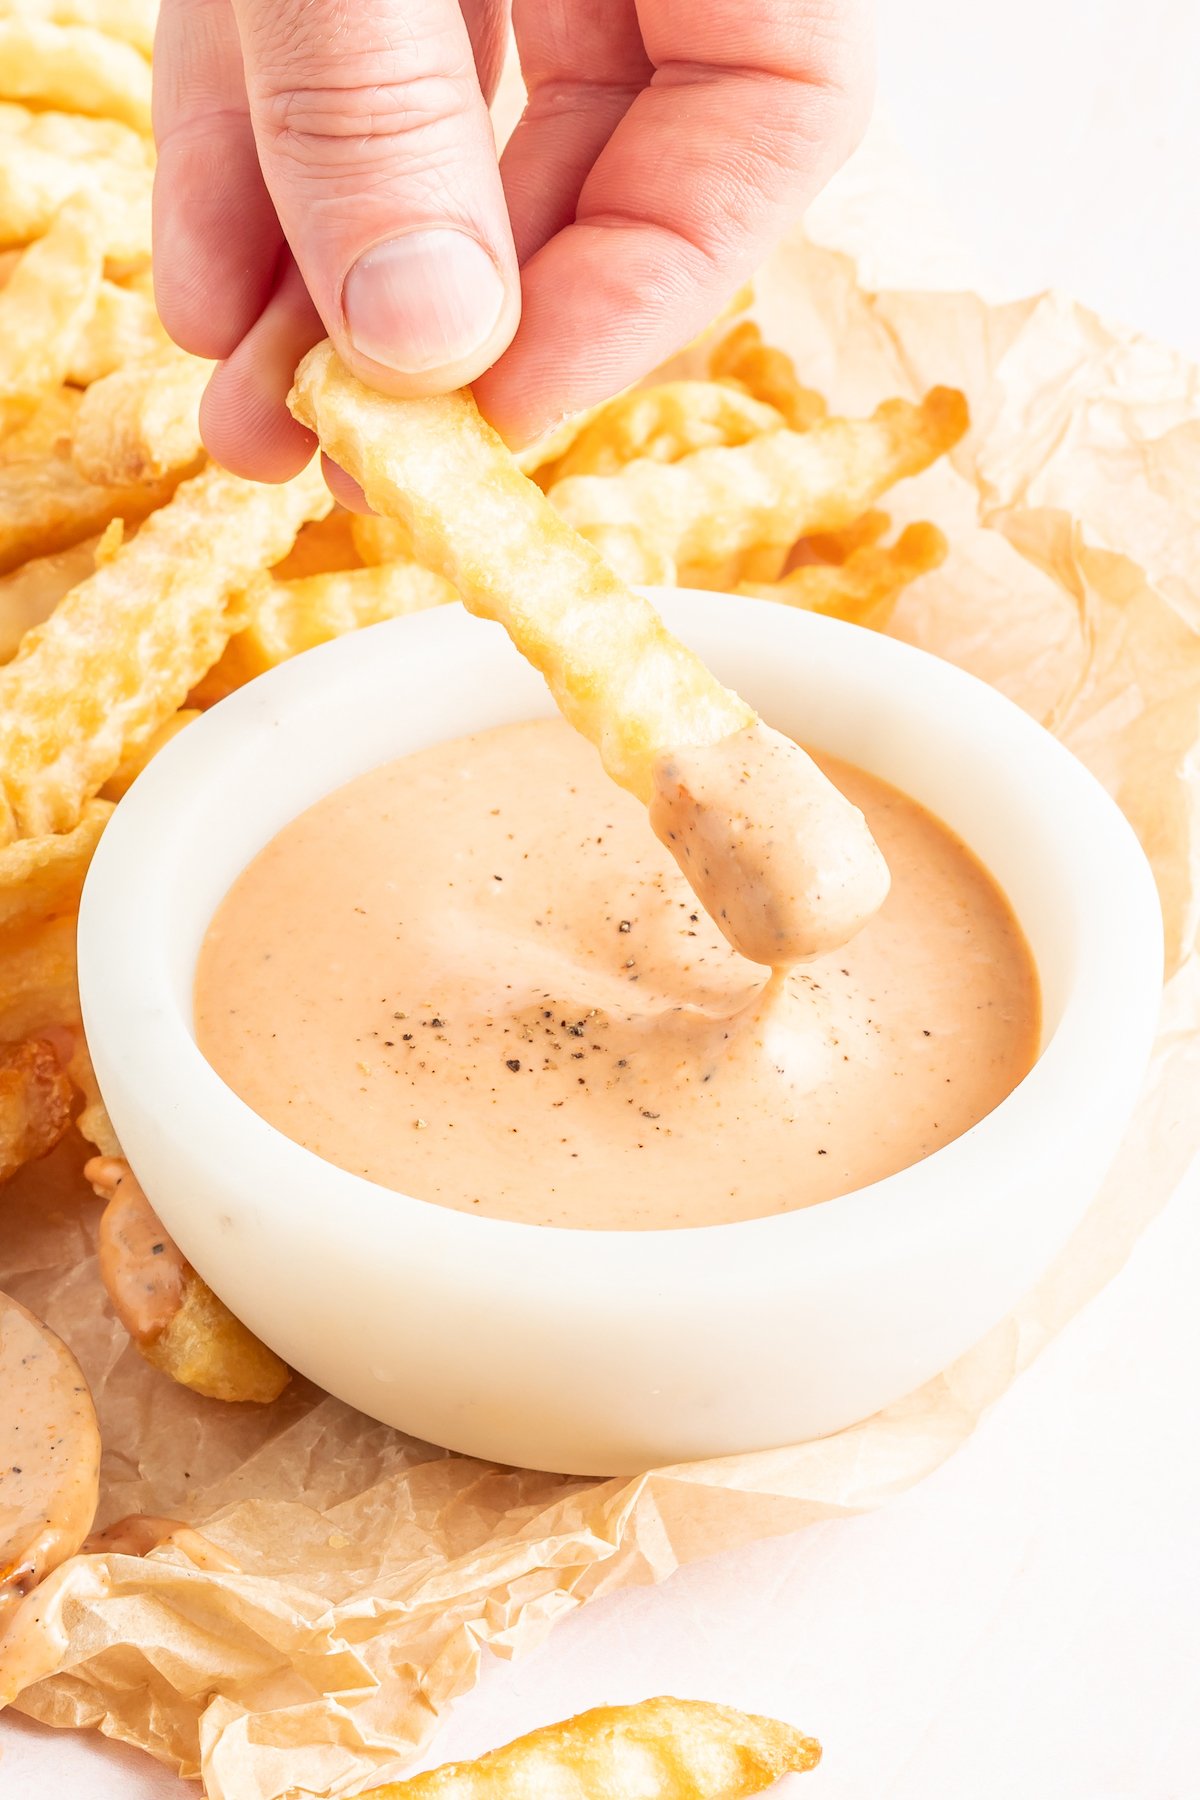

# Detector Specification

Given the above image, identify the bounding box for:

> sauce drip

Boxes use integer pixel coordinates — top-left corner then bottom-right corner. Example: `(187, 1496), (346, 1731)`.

(195, 719), (1040, 1230)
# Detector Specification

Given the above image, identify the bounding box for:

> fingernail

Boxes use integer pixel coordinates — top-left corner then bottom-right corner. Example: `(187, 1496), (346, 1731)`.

(342, 230), (506, 374)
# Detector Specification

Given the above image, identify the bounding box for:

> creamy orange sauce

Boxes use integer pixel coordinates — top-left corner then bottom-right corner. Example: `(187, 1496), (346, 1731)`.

(0, 1291), (100, 1629)
(88, 1156), (187, 1344)
(650, 722), (891, 965)
(195, 719), (1040, 1230)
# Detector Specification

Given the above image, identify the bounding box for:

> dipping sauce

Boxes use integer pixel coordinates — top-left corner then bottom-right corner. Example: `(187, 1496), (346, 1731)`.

(195, 719), (1040, 1229)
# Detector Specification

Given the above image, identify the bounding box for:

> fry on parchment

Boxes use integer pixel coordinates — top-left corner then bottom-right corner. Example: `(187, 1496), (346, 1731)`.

(0, 458), (331, 840)
(548, 388), (968, 582)
(360, 1698), (820, 1800)
(739, 522), (948, 626)
(709, 320), (828, 432)
(88, 1158), (291, 1404)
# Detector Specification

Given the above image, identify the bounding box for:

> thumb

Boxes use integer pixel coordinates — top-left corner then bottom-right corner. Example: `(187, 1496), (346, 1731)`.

(231, 0), (520, 393)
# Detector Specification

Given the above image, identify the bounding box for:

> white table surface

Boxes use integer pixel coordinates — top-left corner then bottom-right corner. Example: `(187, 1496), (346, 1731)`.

(4, 3), (1199, 1794)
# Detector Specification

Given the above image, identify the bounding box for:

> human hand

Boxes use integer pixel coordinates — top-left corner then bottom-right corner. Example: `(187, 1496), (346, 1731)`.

(152, 0), (872, 486)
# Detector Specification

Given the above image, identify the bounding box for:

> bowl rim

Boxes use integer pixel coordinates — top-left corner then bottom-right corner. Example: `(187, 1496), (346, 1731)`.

(77, 592), (1165, 1287)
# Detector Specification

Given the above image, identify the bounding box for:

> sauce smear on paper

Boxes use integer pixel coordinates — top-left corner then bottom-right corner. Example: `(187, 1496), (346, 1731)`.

(195, 718), (1039, 1229)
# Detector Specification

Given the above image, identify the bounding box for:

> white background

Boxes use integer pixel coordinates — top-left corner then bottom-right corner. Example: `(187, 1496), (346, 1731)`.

(3, 1), (1199, 1794)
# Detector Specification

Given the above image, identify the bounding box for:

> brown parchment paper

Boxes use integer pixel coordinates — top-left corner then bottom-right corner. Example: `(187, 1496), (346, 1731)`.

(3, 108), (1200, 1800)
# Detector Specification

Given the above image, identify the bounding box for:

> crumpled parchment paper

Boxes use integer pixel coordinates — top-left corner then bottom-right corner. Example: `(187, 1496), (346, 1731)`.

(2, 90), (1199, 1800)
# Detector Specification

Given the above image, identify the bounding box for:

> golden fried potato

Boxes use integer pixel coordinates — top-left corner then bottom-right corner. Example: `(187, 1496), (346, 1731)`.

(0, 1290), (100, 1630)
(0, 0), (158, 58)
(0, 1035), (75, 1183)
(0, 912), (79, 1042)
(71, 346), (213, 486)
(548, 387), (968, 584)
(270, 506), (361, 578)
(0, 383), (79, 465)
(363, 1699), (820, 1800)
(0, 445), (185, 575)
(0, 126), (151, 256)
(0, 535), (98, 660)
(204, 562), (456, 697)
(289, 345), (754, 804)
(0, 799), (109, 929)
(740, 522), (948, 627)
(89, 1158), (290, 1403)
(550, 381), (785, 482)
(577, 522), (677, 587)
(65, 275), (168, 383)
(0, 458), (331, 839)
(0, 19), (152, 129)
(0, 196), (102, 432)
(350, 511), (415, 565)
(709, 321), (827, 432)
(802, 508), (891, 564)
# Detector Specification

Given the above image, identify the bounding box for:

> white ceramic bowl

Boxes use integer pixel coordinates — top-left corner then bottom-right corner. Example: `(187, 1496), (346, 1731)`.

(78, 594), (1163, 1475)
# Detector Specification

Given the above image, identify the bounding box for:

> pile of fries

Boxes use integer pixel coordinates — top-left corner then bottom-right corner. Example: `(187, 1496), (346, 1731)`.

(0, 5), (968, 1409)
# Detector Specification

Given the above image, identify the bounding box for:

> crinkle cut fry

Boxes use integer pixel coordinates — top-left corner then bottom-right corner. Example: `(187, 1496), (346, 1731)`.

(0, 1036), (75, 1184)
(71, 345), (212, 485)
(87, 1158), (291, 1404)
(0, 20), (153, 131)
(0, 127), (151, 256)
(548, 387), (969, 576)
(0, 195), (102, 432)
(0, 0), (159, 58)
(289, 344), (753, 803)
(0, 458), (332, 840)
(65, 278), (169, 385)
(740, 522), (949, 624)
(362, 1698), (820, 1800)
(0, 448), (190, 577)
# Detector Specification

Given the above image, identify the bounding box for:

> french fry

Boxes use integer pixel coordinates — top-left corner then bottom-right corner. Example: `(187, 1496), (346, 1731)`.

(552, 381), (785, 482)
(271, 507), (361, 578)
(0, 799), (110, 930)
(0, 912), (79, 1043)
(0, 458), (331, 839)
(0, 196), (103, 432)
(0, 536), (98, 660)
(361, 1699), (820, 1800)
(88, 1158), (291, 1403)
(0, 20), (153, 130)
(0, 99), (149, 160)
(65, 274), (169, 383)
(548, 387), (968, 582)
(350, 511), (414, 565)
(0, 446), (185, 575)
(290, 346), (892, 966)
(0, 1035), (75, 1183)
(710, 321), (827, 432)
(801, 508), (891, 564)
(206, 562), (456, 695)
(71, 346), (212, 485)
(0, 383), (79, 462)
(739, 522), (948, 627)
(0, 129), (151, 256)
(0, 0), (158, 58)
(578, 522), (677, 587)
(290, 345), (755, 803)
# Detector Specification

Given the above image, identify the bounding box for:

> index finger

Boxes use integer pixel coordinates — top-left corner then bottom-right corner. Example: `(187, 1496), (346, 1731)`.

(475, 0), (872, 447)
